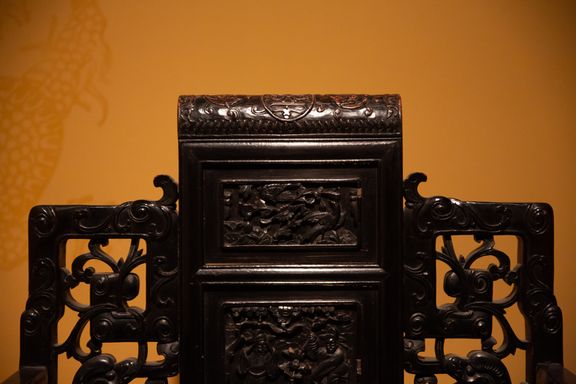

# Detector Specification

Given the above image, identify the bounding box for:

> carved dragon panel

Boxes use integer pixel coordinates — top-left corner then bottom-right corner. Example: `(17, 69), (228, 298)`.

(224, 304), (358, 384)
(222, 181), (361, 248)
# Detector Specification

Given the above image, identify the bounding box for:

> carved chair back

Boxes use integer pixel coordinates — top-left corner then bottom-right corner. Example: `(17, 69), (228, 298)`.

(14, 95), (568, 384)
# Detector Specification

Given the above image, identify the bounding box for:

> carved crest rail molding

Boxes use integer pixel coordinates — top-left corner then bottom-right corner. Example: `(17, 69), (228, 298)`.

(5, 95), (574, 384)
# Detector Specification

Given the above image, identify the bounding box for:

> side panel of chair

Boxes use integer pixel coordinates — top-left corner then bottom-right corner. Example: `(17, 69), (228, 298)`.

(403, 173), (563, 384)
(20, 176), (179, 384)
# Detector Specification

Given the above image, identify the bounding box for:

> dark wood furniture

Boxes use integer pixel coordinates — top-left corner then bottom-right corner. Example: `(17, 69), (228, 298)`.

(6, 95), (573, 383)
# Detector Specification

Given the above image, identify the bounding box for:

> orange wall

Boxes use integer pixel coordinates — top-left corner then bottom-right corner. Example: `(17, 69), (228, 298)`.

(1, 0), (574, 382)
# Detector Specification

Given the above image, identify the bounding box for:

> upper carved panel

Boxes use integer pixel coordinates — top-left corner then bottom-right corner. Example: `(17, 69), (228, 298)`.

(178, 94), (401, 137)
(223, 181), (361, 248)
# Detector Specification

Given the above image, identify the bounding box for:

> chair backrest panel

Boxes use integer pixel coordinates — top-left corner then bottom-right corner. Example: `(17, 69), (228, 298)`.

(403, 172), (563, 384)
(20, 176), (179, 384)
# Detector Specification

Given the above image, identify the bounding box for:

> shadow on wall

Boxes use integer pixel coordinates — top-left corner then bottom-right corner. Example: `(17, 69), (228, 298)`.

(0, 0), (110, 270)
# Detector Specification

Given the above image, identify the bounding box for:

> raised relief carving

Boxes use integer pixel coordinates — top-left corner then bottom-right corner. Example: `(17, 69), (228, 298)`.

(225, 304), (357, 384)
(178, 94), (402, 136)
(22, 176), (179, 382)
(222, 182), (361, 247)
(403, 173), (563, 384)
(261, 95), (315, 121)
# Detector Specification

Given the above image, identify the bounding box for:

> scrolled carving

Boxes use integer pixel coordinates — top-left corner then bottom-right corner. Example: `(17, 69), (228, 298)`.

(524, 252), (561, 338)
(404, 251), (435, 307)
(408, 313), (427, 336)
(153, 175), (178, 208)
(525, 203), (551, 235)
(146, 341), (180, 378)
(150, 255), (177, 308)
(405, 338), (512, 384)
(30, 206), (57, 237)
(21, 175), (179, 382)
(403, 172), (427, 208)
(73, 353), (140, 384)
(444, 350), (511, 384)
(178, 94), (402, 137)
(21, 257), (59, 337)
(21, 308), (42, 336)
(403, 173), (563, 384)
(153, 317), (176, 342)
(54, 236), (178, 380)
(72, 175), (177, 239)
(541, 303), (562, 335)
(403, 173), (512, 234)
(113, 200), (172, 239)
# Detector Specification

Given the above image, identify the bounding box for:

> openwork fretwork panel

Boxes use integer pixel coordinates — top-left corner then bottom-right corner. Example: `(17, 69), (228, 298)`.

(20, 176), (179, 384)
(402, 173), (563, 384)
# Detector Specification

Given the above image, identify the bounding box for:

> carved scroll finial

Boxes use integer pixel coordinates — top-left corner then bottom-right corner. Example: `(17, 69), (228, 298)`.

(404, 172), (428, 208)
(153, 175), (178, 209)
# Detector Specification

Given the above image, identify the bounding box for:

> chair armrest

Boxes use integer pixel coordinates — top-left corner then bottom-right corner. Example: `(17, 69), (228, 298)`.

(537, 363), (576, 384)
(2, 367), (47, 384)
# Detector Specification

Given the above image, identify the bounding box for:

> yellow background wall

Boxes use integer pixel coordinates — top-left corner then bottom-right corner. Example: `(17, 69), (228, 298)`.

(1, 0), (574, 382)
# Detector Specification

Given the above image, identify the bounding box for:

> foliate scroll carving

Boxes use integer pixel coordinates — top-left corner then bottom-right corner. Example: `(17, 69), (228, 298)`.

(402, 173), (563, 384)
(21, 175), (179, 383)
(72, 175), (178, 239)
(404, 340), (512, 384)
(403, 173), (512, 234)
(223, 182), (361, 247)
(59, 238), (178, 381)
(525, 203), (551, 235)
(30, 206), (57, 237)
(178, 94), (401, 137)
(225, 304), (357, 384)
(21, 258), (58, 337)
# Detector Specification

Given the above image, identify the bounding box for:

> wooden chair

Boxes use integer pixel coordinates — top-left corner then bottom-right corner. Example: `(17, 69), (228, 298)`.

(4, 95), (574, 383)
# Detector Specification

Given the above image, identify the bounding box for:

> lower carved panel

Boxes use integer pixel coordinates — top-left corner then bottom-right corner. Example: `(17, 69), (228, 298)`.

(224, 303), (358, 384)
(193, 285), (392, 384)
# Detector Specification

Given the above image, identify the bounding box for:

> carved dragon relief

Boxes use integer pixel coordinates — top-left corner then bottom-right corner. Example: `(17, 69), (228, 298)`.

(222, 182), (361, 248)
(224, 304), (358, 384)
(178, 94), (401, 136)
